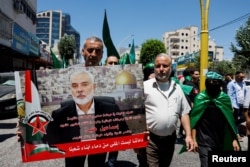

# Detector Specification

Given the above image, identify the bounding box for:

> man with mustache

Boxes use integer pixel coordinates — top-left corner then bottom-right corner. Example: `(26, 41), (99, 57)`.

(144, 53), (194, 167)
(45, 69), (130, 167)
(45, 36), (129, 167)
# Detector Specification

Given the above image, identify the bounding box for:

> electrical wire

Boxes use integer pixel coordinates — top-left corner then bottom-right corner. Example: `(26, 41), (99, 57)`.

(209, 13), (250, 32)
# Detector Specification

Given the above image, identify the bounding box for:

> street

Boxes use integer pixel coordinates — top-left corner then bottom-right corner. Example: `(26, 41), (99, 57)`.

(0, 117), (247, 167)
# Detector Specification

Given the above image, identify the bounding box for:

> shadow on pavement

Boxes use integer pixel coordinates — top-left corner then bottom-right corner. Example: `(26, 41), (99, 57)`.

(0, 122), (17, 129)
(0, 122), (17, 142)
(0, 133), (16, 142)
(105, 160), (137, 167)
(0, 113), (18, 120)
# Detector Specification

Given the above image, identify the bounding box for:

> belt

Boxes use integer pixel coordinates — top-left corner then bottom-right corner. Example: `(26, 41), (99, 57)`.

(149, 131), (176, 140)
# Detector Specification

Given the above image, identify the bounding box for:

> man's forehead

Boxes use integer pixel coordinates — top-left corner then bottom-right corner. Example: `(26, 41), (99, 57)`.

(86, 40), (103, 47)
(155, 58), (171, 65)
(71, 73), (90, 82)
(107, 56), (118, 61)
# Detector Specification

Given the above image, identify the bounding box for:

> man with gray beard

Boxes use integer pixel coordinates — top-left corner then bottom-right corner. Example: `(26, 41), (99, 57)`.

(44, 69), (130, 167)
(144, 53), (194, 167)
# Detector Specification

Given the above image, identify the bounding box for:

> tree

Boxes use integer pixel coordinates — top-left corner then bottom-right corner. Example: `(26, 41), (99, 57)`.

(58, 34), (76, 67)
(231, 17), (250, 72)
(139, 39), (166, 66)
(192, 53), (200, 69)
(208, 60), (236, 75)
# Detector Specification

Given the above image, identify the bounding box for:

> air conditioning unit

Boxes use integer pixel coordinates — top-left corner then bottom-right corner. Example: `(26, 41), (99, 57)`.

(13, 0), (23, 14)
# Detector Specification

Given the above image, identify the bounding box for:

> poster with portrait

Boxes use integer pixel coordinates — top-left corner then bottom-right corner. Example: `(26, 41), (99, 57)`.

(15, 64), (148, 162)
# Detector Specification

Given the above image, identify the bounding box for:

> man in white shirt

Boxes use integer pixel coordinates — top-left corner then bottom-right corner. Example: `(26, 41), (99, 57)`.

(144, 53), (194, 167)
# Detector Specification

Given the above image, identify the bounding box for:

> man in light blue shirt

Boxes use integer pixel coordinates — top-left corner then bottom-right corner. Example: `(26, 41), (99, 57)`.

(227, 71), (247, 137)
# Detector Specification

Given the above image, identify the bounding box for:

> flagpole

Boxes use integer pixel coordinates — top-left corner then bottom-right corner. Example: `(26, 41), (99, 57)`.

(117, 34), (134, 55)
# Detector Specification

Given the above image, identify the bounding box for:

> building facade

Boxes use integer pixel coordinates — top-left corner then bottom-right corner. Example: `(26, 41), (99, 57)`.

(0, 0), (45, 72)
(119, 46), (141, 64)
(162, 26), (224, 62)
(36, 10), (80, 61)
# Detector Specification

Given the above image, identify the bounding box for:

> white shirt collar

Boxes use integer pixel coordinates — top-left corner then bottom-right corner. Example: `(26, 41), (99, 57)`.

(76, 100), (95, 115)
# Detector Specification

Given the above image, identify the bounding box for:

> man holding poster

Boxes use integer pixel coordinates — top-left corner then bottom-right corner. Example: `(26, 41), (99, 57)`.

(44, 69), (131, 167)
(16, 37), (128, 166)
(16, 36), (147, 166)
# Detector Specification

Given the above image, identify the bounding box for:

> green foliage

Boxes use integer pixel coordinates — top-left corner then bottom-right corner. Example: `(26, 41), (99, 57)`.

(208, 60), (236, 75)
(190, 53), (236, 75)
(58, 34), (76, 64)
(193, 53), (200, 69)
(231, 17), (250, 72)
(139, 39), (166, 66)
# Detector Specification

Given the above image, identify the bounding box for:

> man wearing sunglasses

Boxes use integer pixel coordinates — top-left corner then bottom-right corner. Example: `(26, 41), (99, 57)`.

(48, 37), (130, 167)
(17, 36), (117, 167)
(106, 55), (119, 66)
(105, 55), (119, 167)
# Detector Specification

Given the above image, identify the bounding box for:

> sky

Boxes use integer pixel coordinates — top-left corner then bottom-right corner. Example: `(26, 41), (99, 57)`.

(37, 0), (250, 62)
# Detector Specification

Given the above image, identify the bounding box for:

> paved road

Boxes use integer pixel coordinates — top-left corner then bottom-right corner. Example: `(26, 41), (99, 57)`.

(0, 118), (248, 167)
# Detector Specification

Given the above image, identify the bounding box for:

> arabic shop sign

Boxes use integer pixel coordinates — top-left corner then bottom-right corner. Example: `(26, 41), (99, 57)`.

(12, 23), (29, 55)
(29, 32), (39, 56)
(176, 51), (214, 69)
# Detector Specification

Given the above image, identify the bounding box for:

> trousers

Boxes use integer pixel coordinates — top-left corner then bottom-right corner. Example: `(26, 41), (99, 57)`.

(65, 153), (106, 167)
(146, 131), (176, 167)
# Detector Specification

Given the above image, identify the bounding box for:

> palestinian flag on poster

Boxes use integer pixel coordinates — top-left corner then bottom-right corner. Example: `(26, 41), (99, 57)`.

(20, 70), (64, 162)
(15, 71), (25, 118)
(14, 67), (149, 162)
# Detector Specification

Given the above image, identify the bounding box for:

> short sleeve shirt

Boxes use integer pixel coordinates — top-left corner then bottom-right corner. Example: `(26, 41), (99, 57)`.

(144, 78), (191, 136)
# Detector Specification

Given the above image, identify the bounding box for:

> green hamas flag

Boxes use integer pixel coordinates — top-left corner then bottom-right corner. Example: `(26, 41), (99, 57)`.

(119, 53), (131, 65)
(129, 39), (136, 64)
(102, 10), (120, 59)
(50, 48), (62, 69)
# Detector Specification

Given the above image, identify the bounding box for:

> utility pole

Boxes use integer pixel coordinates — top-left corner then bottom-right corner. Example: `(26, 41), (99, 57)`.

(199, 0), (210, 91)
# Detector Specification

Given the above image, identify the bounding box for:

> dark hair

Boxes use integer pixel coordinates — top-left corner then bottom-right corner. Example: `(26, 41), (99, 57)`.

(235, 71), (242, 75)
(105, 55), (119, 64)
(189, 68), (199, 75)
(170, 69), (175, 78)
(183, 68), (191, 77)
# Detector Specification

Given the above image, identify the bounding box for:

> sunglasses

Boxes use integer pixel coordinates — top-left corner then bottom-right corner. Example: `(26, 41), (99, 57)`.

(86, 48), (102, 54)
(107, 61), (118, 65)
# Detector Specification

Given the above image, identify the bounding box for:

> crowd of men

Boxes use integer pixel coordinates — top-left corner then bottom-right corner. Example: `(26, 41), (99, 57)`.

(17, 36), (250, 167)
